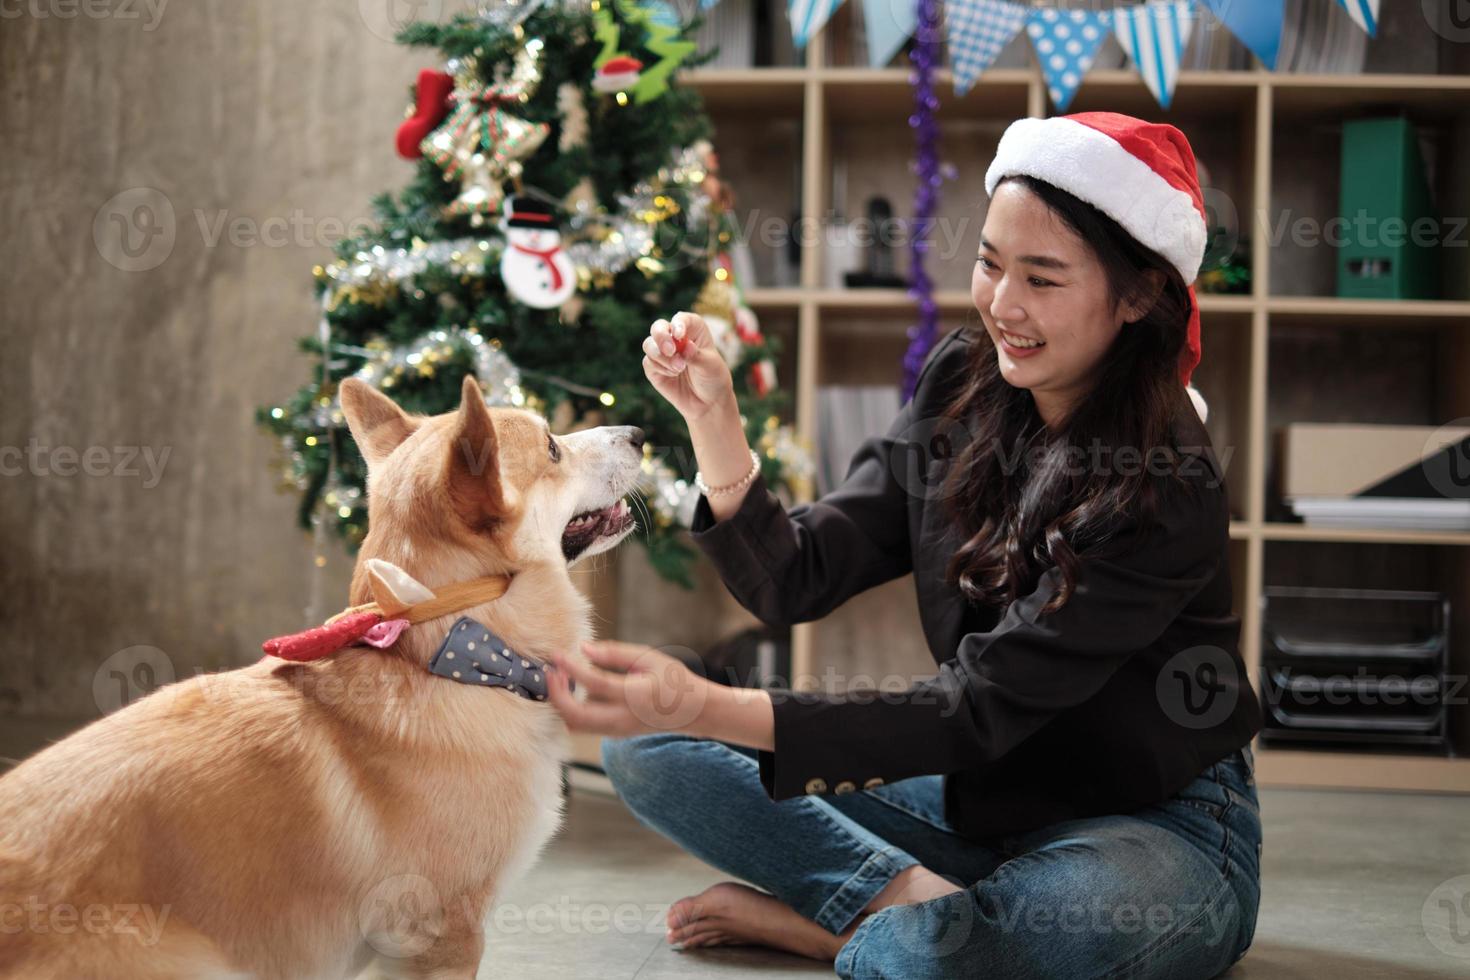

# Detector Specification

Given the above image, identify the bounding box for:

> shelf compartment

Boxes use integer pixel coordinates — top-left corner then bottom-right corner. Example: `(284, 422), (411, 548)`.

(1258, 540), (1470, 759)
(819, 68), (1033, 122)
(1266, 94), (1470, 301)
(1192, 308), (1253, 523)
(1064, 69), (1262, 117)
(700, 102), (804, 290)
(1268, 74), (1470, 118)
(1263, 316), (1470, 527)
(685, 69), (809, 114)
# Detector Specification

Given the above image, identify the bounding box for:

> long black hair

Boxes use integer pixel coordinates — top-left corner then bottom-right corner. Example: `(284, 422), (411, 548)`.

(938, 173), (1199, 615)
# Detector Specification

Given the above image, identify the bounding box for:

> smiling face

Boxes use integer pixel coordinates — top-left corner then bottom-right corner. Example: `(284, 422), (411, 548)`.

(972, 179), (1154, 427)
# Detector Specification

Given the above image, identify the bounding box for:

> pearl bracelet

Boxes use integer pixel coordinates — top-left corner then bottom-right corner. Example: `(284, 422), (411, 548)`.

(696, 449), (761, 498)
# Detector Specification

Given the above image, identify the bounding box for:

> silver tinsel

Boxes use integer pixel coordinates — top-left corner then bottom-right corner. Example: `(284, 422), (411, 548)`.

(321, 237), (499, 294)
(638, 454), (700, 529)
(564, 143), (712, 280)
(348, 326), (527, 408)
(316, 144), (714, 303)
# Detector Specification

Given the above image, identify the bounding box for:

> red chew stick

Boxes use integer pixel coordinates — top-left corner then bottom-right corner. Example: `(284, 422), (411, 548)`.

(262, 611), (383, 662)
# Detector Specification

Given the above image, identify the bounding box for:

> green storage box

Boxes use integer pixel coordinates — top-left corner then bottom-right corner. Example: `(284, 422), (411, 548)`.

(1336, 117), (1440, 300)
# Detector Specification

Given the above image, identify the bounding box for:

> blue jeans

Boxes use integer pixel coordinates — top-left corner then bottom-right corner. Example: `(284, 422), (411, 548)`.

(601, 734), (1261, 979)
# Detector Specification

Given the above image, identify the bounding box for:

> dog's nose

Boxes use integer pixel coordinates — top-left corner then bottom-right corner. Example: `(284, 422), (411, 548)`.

(624, 426), (645, 451)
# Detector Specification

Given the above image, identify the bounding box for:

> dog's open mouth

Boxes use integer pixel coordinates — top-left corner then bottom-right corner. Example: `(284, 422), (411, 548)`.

(561, 498), (637, 562)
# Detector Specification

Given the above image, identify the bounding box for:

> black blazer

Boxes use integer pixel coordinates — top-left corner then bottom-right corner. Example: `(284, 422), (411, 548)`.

(688, 324), (1263, 841)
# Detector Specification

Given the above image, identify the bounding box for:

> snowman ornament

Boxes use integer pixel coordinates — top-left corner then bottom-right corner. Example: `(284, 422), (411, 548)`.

(499, 196), (577, 309)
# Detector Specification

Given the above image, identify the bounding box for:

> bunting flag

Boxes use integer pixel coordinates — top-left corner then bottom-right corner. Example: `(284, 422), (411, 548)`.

(864, 0), (918, 67)
(945, 0), (1029, 96)
(1025, 6), (1113, 112)
(1335, 0), (1378, 37)
(1200, 0), (1283, 69)
(1114, 1), (1196, 109)
(788, 0), (844, 49)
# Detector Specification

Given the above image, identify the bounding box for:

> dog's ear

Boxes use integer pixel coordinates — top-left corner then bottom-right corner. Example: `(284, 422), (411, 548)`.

(446, 375), (508, 531)
(340, 378), (418, 467)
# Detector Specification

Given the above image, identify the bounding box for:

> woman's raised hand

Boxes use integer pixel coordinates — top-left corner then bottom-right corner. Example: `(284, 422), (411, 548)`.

(642, 311), (735, 422)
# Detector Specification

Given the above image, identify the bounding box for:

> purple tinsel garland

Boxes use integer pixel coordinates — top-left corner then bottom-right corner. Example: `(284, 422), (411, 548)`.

(900, 0), (942, 403)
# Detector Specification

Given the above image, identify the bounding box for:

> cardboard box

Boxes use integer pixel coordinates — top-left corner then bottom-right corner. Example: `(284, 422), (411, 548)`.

(1281, 423), (1470, 499)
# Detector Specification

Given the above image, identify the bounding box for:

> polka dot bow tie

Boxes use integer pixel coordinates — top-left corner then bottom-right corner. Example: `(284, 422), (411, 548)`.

(427, 616), (572, 701)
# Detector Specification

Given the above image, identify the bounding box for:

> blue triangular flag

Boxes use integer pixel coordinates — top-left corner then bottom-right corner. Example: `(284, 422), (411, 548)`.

(863, 0), (917, 67)
(1115, 1), (1197, 109)
(1200, 0), (1283, 69)
(788, 0), (845, 50)
(945, 0), (1028, 96)
(1026, 6), (1112, 112)
(1335, 0), (1378, 37)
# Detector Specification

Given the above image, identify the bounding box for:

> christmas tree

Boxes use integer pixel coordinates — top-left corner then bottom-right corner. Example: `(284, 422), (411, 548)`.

(258, 0), (812, 587)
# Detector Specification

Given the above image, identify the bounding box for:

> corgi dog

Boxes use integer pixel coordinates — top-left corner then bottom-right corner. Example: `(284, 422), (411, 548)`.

(0, 376), (643, 979)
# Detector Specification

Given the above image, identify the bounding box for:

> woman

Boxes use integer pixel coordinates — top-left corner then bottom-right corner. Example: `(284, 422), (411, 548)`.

(544, 112), (1264, 979)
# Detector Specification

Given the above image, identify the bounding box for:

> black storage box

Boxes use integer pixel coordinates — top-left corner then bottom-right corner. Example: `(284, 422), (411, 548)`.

(1258, 586), (1451, 753)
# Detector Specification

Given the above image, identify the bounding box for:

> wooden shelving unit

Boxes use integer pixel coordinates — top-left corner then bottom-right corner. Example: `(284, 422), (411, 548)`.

(596, 15), (1470, 794)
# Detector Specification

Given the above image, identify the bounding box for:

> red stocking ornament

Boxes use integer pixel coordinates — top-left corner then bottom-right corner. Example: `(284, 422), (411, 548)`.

(395, 69), (455, 160)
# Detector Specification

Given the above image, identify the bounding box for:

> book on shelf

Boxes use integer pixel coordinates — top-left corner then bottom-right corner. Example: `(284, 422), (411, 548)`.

(816, 384), (902, 496)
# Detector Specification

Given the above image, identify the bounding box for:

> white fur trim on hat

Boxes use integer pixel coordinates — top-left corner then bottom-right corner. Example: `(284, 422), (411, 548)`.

(1186, 383), (1208, 424)
(984, 116), (1208, 285)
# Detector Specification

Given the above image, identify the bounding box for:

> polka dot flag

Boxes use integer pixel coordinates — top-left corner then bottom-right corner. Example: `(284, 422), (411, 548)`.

(944, 0), (1029, 97)
(1114, 1), (1196, 110)
(1026, 6), (1113, 112)
(1336, 0), (1378, 37)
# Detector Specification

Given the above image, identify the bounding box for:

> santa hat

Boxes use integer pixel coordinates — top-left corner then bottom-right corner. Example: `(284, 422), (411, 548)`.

(984, 112), (1210, 423)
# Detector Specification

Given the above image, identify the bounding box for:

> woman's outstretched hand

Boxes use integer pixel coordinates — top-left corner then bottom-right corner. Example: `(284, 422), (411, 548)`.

(642, 311), (735, 422)
(545, 640), (714, 738)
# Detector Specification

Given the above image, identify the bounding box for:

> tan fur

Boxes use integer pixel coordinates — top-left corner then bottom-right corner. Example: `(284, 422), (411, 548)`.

(0, 377), (644, 979)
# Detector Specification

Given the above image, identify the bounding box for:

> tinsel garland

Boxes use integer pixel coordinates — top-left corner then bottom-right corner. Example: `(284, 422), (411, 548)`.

(317, 144), (714, 305)
(901, 0), (943, 402)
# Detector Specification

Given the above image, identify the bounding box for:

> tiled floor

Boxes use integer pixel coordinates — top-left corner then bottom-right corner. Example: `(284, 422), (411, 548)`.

(484, 770), (1470, 979)
(4, 720), (1468, 978)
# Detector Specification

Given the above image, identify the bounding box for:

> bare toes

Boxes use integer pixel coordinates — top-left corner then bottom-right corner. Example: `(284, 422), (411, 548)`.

(667, 896), (707, 931)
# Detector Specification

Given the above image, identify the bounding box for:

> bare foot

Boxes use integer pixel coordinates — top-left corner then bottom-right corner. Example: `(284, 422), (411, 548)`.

(665, 868), (965, 961)
(665, 881), (848, 960)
